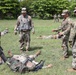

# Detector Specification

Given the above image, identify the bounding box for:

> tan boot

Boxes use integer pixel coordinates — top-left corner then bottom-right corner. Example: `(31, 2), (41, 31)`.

(67, 68), (76, 72)
(60, 56), (66, 60)
(35, 50), (41, 57)
(8, 50), (13, 57)
(47, 64), (53, 68)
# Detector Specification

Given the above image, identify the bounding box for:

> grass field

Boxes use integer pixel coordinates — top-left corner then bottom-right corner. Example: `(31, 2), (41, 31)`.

(0, 19), (76, 75)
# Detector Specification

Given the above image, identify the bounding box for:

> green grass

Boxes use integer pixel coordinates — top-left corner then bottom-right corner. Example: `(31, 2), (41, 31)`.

(0, 19), (75, 75)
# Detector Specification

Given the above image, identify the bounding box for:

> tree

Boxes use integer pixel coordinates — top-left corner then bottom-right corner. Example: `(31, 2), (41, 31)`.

(68, 0), (76, 17)
(0, 0), (20, 19)
(30, 0), (70, 19)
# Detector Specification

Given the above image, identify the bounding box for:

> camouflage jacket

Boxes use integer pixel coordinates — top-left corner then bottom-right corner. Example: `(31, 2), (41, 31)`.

(15, 14), (35, 32)
(57, 17), (72, 35)
(69, 21), (76, 43)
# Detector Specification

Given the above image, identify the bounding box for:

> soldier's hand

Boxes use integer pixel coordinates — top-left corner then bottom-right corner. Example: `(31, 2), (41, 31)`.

(14, 31), (17, 35)
(59, 32), (64, 36)
(37, 35), (43, 39)
(32, 31), (35, 34)
(52, 29), (58, 32)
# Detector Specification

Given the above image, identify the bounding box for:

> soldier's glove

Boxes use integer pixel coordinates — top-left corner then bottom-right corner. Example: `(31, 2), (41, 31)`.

(32, 28), (35, 34)
(52, 29), (58, 32)
(32, 31), (35, 34)
(14, 31), (17, 35)
(59, 32), (64, 36)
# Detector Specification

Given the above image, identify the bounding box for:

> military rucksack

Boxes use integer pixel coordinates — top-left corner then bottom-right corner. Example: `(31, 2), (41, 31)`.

(9, 58), (28, 73)
(7, 56), (36, 73)
(7, 56), (45, 73)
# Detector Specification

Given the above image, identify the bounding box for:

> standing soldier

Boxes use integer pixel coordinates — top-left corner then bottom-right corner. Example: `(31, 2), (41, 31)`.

(67, 9), (76, 71)
(57, 14), (61, 22)
(14, 7), (35, 52)
(52, 10), (72, 59)
(53, 14), (57, 22)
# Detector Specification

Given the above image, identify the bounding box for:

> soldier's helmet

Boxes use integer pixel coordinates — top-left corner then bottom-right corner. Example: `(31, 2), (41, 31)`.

(61, 9), (69, 15)
(21, 7), (26, 13)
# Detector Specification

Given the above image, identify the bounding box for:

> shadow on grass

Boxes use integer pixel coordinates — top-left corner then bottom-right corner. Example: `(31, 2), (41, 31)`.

(29, 46), (43, 51)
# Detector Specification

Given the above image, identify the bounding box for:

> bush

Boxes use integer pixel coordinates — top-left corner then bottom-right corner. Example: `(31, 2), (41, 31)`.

(0, 0), (20, 19)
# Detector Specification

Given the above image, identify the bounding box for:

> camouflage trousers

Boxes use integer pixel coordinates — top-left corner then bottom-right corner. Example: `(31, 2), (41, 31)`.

(19, 31), (30, 51)
(69, 27), (76, 47)
(72, 41), (76, 70)
(68, 27), (76, 69)
(62, 35), (69, 57)
(54, 18), (58, 22)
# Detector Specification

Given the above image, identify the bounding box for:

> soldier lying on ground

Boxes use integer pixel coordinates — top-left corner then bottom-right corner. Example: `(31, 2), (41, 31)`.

(7, 50), (52, 73)
(67, 21), (76, 72)
(37, 34), (64, 39)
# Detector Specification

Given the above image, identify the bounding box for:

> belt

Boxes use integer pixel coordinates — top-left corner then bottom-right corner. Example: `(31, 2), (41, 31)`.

(21, 30), (30, 32)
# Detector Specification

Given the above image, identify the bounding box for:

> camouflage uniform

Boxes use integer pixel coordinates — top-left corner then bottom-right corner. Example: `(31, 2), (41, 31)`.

(69, 22), (76, 69)
(57, 14), (61, 22)
(53, 14), (57, 22)
(15, 8), (34, 51)
(56, 10), (72, 58)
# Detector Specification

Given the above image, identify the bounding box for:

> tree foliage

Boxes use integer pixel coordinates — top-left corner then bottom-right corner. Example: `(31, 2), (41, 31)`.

(69, 0), (76, 16)
(20, 0), (76, 19)
(0, 0), (20, 19)
(31, 0), (70, 19)
(0, 0), (76, 19)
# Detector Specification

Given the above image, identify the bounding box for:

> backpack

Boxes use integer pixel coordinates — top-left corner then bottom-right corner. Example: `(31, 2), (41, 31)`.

(10, 59), (28, 73)
(7, 55), (45, 73)
(7, 56), (36, 73)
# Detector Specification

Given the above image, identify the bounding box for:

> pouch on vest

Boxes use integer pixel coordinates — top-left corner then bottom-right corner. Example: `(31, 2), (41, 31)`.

(7, 56), (30, 73)
(19, 15), (32, 31)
